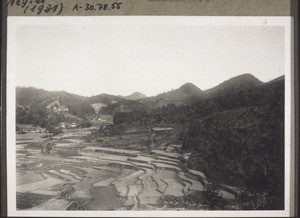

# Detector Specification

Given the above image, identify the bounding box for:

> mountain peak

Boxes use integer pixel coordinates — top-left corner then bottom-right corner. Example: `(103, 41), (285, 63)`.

(205, 74), (263, 96)
(268, 75), (284, 83)
(143, 82), (202, 108)
(180, 82), (199, 89)
(178, 82), (202, 95)
(225, 74), (263, 87)
(230, 73), (262, 82)
(123, 92), (147, 100)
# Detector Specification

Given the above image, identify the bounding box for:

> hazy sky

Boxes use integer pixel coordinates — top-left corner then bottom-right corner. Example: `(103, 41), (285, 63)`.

(13, 17), (285, 97)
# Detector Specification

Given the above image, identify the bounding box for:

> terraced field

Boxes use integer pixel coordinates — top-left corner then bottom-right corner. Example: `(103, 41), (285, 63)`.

(16, 128), (238, 210)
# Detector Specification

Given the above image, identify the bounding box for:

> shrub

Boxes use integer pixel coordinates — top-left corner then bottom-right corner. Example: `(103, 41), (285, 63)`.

(52, 127), (63, 136)
(203, 183), (225, 210)
(79, 121), (92, 128)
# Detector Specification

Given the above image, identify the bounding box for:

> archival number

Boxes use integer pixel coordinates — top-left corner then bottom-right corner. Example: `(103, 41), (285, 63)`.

(72, 2), (123, 11)
(6, 0), (63, 15)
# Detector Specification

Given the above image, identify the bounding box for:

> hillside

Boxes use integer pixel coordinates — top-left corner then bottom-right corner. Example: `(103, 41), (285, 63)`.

(146, 75), (283, 124)
(182, 103), (284, 209)
(16, 87), (92, 117)
(16, 87), (147, 128)
(16, 87), (87, 106)
(16, 74), (283, 128)
(140, 83), (203, 109)
(122, 75), (284, 209)
(182, 76), (284, 209)
(204, 74), (263, 97)
(154, 82), (202, 101)
(121, 92), (147, 100)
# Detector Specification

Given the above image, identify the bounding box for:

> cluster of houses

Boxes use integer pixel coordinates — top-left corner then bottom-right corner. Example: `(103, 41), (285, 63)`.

(92, 117), (107, 122)
(59, 122), (78, 129)
(46, 100), (69, 114)
(16, 126), (45, 134)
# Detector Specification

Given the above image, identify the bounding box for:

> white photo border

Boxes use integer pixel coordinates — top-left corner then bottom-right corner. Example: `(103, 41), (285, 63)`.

(6, 16), (294, 217)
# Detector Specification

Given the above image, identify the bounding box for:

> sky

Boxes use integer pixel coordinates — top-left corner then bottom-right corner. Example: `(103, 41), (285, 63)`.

(12, 17), (286, 97)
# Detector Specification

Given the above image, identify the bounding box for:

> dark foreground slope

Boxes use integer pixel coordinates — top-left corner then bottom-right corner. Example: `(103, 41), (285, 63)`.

(181, 77), (284, 209)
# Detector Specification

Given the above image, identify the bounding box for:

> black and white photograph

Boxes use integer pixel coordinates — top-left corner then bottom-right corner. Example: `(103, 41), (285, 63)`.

(6, 16), (293, 217)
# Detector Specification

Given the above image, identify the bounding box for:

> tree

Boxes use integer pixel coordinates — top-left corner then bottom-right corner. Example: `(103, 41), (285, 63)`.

(203, 182), (224, 210)
(52, 127), (63, 136)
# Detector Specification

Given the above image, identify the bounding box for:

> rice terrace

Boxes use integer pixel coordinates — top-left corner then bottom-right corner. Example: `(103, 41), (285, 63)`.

(16, 123), (237, 210)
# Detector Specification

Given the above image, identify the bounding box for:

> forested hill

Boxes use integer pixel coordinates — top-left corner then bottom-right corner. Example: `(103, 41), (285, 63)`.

(146, 74), (283, 125)
(16, 74), (284, 128)
(16, 87), (92, 117)
(16, 80), (205, 126)
(181, 76), (285, 210)
(204, 73), (263, 97)
(140, 82), (203, 109)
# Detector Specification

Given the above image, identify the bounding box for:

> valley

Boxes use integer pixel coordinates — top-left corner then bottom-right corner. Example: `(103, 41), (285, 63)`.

(16, 126), (237, 210)
(15, 74), (285, 210)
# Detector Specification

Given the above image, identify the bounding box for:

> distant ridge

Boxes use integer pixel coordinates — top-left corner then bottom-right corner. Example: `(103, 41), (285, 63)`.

(267, 75), (284, 84)
(178, 83), (203, 96)
(154, 82), (203, 101)
(121, 92), (147, 100)
(139, 82), (203, 108)
(204, 74), (263, 96)
(16, 74), (283, 117)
